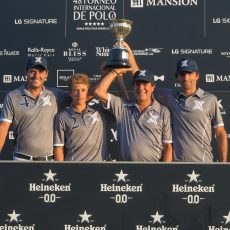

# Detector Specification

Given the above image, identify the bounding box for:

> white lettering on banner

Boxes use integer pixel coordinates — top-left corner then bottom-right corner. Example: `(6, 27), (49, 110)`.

(64, 225), (106, 230)
(29, 169), (72, 203)
(136, 226), (178, 230)
(0, 49), (20, 56)
(0, 210), (35, 230)
(213, 18), (230, 24)
(100, 184), (143, 192)
(146, 0), (198, 6)
(206, 74), (230, 82)
(172, 170), (215, 205)
(99, 170), (144, 204)
(208, 211), (230, 229)
(29, 183), (71, 192)
(172, 184), (215, 193)
(172, 49), (213, 55)
(0, 224), (35, 230)
(135, 211), (179, 230)
(72, 0), (117, 30)
(216, 75), (230, 81)
(96, 47), (110, 56)
(15, 19), (57, 25)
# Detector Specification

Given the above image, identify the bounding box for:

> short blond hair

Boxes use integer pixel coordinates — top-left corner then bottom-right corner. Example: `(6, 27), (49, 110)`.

(68, 73), (91, 91)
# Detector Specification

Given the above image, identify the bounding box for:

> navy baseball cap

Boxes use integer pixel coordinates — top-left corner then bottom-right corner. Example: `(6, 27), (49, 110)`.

(176, 58), (199, 74)
(133, 69), (155, 84)
(26, 56), (48, 70)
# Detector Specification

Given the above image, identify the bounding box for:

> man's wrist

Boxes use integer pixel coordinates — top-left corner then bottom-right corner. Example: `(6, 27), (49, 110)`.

(111, 69), (120, 78)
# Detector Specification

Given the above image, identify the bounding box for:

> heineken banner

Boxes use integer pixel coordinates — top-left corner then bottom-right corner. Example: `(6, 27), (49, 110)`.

(0, 0), (230, 160)
(0, 162), (230, 230)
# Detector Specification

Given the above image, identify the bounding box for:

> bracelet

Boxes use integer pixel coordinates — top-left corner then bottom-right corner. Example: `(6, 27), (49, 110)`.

(111, 70), (119, 77)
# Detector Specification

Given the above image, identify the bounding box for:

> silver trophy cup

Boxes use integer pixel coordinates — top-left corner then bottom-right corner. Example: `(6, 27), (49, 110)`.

(107, 19), (133, 68)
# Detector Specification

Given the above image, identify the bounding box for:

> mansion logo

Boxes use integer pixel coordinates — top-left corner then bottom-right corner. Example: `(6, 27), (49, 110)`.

(130, 0), (198, 7)
(63, 42), (87, 62)
(0, 210), (35, 230)
(73, 0), (116, 31)
(100, 169), (143, 204)
(206, 74), (230, 82)
(136, 211), (179, 230)
(172, 170), (215, 204)
(3, 74), (27, 83)
(208, 211), (230, 230)
(0, 49), (19, 56)
(64, 210), (107, 230)
(27, 47), (55, 57)
(29, 169), (72, 203)
(57, 69), (74, 87)
(133, 48), (163, 56)
(96, 47), (110, 57)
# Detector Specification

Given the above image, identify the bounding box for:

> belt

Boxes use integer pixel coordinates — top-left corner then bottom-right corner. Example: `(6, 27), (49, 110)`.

(14, 152), (54, 161)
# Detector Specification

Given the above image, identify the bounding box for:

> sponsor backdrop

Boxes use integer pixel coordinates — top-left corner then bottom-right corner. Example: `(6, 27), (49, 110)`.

(0, 0), (230, 160)
(0, 162), (230, 230)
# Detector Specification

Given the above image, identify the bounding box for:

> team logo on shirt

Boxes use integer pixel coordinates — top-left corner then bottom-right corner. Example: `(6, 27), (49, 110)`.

(193, 100), (205, 111)
(42, 96), (51, 106)
(146, 112), (159, 124)
(136, 211), (179, 230)
(19, 97), (30, 107)
(72, 118), (80, 129)
(90, 112), (100, 124)
(0, 210), (35, 229)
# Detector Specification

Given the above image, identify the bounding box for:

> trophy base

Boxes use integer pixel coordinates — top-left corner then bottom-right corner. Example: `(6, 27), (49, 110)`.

(107, 47), (131, 69)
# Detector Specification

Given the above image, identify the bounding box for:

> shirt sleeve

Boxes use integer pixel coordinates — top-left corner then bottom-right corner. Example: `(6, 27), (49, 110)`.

(162, 106), (173, 143)
(53, 113), (65, 146)
(154, 87), (174, 109)
(0, 93), (13, 123)
(107, 94), (124, 121)
(212, 95), (224, 128)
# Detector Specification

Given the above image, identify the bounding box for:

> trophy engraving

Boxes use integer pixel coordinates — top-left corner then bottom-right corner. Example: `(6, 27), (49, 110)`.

(107, 19), (133, 68)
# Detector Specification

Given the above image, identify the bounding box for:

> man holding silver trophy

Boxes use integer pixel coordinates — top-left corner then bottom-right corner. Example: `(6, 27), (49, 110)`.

(94, 19), (173, 162)
(121, 38), (228, 162)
